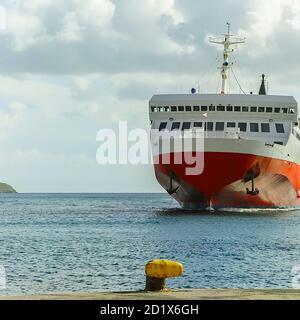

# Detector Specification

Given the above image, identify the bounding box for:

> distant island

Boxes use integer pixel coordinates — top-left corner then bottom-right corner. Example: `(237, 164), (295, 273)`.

(0, 182), (16, 193)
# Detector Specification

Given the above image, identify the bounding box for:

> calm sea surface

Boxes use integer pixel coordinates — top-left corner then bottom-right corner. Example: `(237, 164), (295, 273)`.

(0, 193), (300, 296)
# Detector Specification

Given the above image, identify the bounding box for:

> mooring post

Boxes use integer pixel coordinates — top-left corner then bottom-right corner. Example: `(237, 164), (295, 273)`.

(145, 259), (184, 291)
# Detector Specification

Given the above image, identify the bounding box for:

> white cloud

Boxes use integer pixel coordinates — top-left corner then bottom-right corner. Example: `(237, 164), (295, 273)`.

(60, 11), (83, 42)
(7, 11), (45, 50)
(74, 0), (115, 30)
(59, 0), (116, 42)
(240, 0), (300, 54)
(0, 101), (26, 140)
(72, 76), (92, 91)
(5, 0), (116, 49)
(286, 0), (300, 30)
(0, 0), (193, 73)
(0, 75), (71, 116)
(148, 0), (185, 24)
(21, 0), (53, 12)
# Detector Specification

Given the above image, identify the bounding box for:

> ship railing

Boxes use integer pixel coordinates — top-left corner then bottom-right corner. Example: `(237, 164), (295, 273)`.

(150, 128), (241, 142)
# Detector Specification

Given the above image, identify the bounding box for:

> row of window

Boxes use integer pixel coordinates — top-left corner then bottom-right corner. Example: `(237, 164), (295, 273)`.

(158, 121), (285, 134)
(151, 105), (295, 114)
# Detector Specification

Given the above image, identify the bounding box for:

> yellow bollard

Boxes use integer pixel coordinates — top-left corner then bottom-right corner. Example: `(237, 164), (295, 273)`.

(145, 259), (184, 291)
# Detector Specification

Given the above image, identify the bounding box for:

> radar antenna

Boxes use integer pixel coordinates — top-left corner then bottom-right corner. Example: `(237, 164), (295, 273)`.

(209, 23), (245, 94)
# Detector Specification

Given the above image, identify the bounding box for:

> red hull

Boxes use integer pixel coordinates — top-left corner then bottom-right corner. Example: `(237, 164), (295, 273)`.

(154, 152), (300, 209)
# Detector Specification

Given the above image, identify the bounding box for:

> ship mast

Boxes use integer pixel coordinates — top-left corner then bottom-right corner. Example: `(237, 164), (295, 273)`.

(209, 23), (245, 94)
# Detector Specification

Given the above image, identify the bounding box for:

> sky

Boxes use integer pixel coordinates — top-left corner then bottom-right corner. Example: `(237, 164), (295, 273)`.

(0, 0), (300, 192)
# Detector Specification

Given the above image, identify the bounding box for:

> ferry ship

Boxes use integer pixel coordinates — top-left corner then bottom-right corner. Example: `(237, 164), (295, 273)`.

(149, 24), (300, 209)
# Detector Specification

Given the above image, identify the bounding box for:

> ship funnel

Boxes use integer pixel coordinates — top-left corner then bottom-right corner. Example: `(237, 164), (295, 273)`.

(259, 74), (266, 95)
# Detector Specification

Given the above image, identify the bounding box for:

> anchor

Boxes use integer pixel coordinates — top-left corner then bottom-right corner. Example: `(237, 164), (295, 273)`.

(246, 177), (259, 196)
(244, 164), (260, 196)
(167, 172), (179, 195)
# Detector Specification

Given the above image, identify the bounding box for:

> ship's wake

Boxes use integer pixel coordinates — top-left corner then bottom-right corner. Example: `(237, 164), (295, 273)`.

(155, 206), (297, 216)
(217, 207), (297, 213)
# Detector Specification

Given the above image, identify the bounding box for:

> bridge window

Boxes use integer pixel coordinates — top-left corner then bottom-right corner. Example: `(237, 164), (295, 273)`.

(258, 107), (265, 112)
(216, 122), (225, 131)
(238, 122), (247, 132)
(266, 107), (272, 113)
(178, 106), (184, 111)
(171, 122), (181, 131)
(234, 106), (241, 112)
(274, 108), (280, 113)
(201, 106), (208, 111)
(275, 123), (285, 133)
(164, 106), (170, 112)
(171, 106), (177, 112)
(209, 105), (215, 111)
(282, 108), (288, 114)
(227, 122), (236, 128)
(193, 106), (200, 111)
(242, 106), (249, 112)
(261, 123), (270, 132)
(186, 106), (192, 111)
(250, 106), (257, 112)
(217, 105), (225, 111)
(250, 123), (259, 132)
(159, 122), (168, 131)
(182, 122), (191, 130)
(194, 122), (202, 128)
(151, 106), (157, 112)
(227, 105), (233, 111)
(205, 122), (214, 131)
(289, 108), (295, 114)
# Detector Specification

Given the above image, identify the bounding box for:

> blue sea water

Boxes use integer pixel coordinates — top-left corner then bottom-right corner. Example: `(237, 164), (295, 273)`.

(0, 193), (300, 296)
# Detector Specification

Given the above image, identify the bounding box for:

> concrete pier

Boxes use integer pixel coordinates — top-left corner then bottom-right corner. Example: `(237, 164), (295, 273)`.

(2, 289), (300, 300)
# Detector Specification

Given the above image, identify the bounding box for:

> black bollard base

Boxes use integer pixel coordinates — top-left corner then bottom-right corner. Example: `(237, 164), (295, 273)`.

(145, 276), (166, 291)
